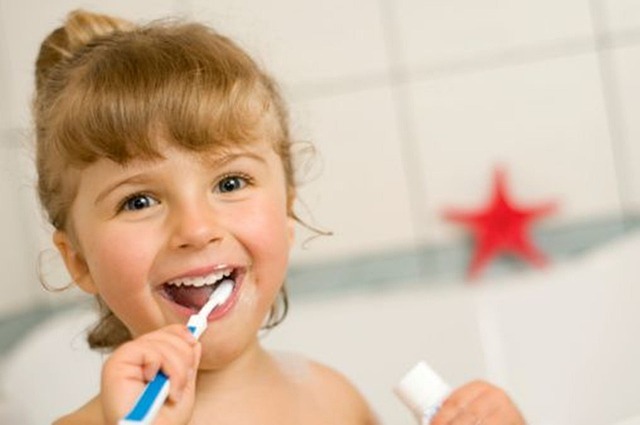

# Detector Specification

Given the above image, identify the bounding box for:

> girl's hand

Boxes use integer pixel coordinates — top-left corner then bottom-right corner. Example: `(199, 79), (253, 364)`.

(100, 324), (201, 425)
(432, 380), (526, 425)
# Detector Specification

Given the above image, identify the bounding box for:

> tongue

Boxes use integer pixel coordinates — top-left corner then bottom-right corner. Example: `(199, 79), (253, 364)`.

(165, 285), (214, 310)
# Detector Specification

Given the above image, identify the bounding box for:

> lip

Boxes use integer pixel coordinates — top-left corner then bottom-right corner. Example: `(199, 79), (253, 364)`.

(157, 265), (245, 322)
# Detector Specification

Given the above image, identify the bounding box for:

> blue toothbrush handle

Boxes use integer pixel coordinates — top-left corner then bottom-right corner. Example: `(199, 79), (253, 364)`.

(119, 325), (199, 425)
(119, 370), (170, 425)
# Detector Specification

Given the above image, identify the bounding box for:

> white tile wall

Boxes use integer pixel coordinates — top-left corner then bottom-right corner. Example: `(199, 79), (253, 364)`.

(0, 134), (41, 313)
(0, 1), (11, 133)
(607, 44), (640, 211)
(407, 53), (622, 243)
(190, 0), (389, 89)
(603, 0), (640, 34)
(288, 87), (417, 264)
(391, 0), (594, 70)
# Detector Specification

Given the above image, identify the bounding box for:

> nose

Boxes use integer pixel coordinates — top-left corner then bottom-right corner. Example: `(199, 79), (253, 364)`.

(168, 201), (223, 250)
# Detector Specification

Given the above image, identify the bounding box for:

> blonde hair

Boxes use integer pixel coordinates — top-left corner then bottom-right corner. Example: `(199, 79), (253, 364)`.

(34, 10), (292, 350)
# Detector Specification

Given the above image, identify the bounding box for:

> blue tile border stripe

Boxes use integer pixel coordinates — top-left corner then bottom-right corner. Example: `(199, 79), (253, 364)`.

(1, 214), (639, 356)
(286, 214), (640, 297)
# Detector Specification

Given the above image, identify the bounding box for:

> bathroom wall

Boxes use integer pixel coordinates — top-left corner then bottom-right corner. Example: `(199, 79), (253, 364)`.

(0, 1), (639, 312)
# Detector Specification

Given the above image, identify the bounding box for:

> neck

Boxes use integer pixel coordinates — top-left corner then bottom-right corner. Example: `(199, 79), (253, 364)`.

(195, 338), (274, 394)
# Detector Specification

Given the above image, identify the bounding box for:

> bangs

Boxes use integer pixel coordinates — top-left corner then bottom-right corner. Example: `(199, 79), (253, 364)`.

(48, 23), (282, 166)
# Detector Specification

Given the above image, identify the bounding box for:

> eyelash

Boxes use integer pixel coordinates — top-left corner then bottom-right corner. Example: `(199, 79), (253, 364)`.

(215, 172), (254, 193)
(117, 192), (158, 213)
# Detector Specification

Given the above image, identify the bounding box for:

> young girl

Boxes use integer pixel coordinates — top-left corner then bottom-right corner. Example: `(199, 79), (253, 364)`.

(35, 9), (525, 425)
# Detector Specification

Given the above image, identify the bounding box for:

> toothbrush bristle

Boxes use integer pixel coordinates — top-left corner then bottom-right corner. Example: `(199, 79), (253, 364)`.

(199, 280), (233, 317)
(212, 280), (233, 303)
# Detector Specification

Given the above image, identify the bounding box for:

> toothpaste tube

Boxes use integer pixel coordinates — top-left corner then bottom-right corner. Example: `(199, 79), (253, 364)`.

(394, 361), (451, 424)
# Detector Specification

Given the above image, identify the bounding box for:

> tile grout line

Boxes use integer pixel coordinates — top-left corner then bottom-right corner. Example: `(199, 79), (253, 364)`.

(288, 31), (640, 103)
(376, 0), (435, 279)
(588, 0), (635, 227)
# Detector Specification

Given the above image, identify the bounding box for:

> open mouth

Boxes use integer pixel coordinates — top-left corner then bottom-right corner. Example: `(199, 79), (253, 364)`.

(161, 268), (238, 312)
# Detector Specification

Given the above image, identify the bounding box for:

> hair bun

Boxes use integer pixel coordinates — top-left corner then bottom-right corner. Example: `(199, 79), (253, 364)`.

(63, 9), (134, 51)
(35, 9), (134, 91)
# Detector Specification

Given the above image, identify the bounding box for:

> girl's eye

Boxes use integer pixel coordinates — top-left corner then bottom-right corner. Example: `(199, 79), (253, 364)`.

(121, 194), (158, 212)
(217, 175), (250, 193)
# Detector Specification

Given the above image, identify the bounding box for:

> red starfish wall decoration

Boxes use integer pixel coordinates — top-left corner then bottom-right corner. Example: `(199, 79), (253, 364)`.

(444, 168), (556, 280)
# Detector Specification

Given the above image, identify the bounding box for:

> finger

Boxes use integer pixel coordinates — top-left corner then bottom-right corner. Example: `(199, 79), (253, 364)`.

(432, 381), (492, 425)
(123, 330), (195, 403)
(436, 407), (484, 425)
(163, 323), (199, 345)
(449, 409), (484, 425)
(145, 339), (197, 403)
(477, 391), (526, 425)
(466, 382), (524, 420)
(446, 380), (494, 409)
(162, 340), (201, 404)
(143, 333), (196, 371)
(185, 343), (202, 389)
(140, 325), (197, 353)
(140, 347), (165, 382)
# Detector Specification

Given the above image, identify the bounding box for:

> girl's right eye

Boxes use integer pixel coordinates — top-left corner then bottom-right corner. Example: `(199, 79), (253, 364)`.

(119, 194), (158, 212)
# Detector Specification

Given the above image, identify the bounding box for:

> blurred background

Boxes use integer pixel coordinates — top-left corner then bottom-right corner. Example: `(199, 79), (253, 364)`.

(0, 1), (639, 424)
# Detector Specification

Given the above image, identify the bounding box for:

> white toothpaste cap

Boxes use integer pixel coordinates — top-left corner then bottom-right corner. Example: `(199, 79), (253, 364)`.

(393, 361), (451, 419)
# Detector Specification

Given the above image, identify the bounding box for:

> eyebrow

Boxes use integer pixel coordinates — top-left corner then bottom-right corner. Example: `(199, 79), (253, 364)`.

(93, 173), (153, 206)
(202, 150), (268, 168)
(93, 150), (269, 206)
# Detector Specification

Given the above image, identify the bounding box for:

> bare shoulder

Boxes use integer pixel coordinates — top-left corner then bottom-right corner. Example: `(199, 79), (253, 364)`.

(53, 396), (102, 425)
(302, 358), (380, 425)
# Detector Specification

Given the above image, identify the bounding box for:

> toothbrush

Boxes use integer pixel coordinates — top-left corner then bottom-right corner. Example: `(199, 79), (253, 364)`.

(119, 280), (234, 425)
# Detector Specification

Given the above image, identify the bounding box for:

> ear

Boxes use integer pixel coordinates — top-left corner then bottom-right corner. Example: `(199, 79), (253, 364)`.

(53, 230), (98, 294)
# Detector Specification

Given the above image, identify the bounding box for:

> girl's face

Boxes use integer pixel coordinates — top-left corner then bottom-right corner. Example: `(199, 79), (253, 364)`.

(55, 137), (294, 367)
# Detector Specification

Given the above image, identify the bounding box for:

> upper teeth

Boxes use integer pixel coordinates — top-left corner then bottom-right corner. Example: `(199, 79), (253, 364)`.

(168, 269), (233, 287)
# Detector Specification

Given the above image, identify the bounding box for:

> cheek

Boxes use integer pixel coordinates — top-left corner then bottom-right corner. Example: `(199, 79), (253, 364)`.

(235, 200), (291, 273)
(81, 227), (154, 290)
(81, 232), (160, 334)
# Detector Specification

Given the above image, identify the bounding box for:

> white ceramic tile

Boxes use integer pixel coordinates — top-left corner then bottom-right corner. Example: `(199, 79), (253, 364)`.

(0, 129), (87, 316)
(602, 0), (640, 34)
(0, 1), (11, 132)
(189, 0), (389, 90)
(288, 87), (416, 264)
(607, 45), (640, 211)
(407, 53), (621, 243)
(0, 135), (41, 314)
(392, 0), (594, 70)
(0, 0), (177, 130)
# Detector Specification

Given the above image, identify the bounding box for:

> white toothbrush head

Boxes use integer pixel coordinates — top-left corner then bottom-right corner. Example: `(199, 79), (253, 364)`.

(199, 280), (234, 318)
(186, 280), (234, 339)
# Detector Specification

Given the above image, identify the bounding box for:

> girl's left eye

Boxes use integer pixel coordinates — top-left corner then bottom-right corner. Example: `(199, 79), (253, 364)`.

(216, 174), (250, 193)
